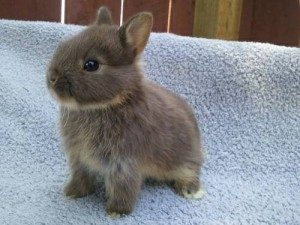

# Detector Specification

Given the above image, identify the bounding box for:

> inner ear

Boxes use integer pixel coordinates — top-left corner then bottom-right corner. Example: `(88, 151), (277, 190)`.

(96, 6), (113, 25)
(118, 12), (153, 55)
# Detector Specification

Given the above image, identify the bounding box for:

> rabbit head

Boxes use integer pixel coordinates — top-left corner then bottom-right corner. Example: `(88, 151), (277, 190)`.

(47, 7), (153, 109)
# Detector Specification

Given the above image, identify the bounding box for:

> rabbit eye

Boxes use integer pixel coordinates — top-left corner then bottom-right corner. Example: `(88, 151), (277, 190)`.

(83, 60), (99, 72)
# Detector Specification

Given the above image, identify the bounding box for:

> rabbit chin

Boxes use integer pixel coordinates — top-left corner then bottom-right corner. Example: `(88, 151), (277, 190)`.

(49, 87), (126, 110)
(57, 95), (126, 110)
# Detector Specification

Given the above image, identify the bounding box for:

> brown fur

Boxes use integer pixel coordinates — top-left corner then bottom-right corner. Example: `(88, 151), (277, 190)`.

(47, 6), (203, 216)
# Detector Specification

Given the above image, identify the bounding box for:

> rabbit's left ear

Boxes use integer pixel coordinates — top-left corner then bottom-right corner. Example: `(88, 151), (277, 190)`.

(96, 6), (113, 25)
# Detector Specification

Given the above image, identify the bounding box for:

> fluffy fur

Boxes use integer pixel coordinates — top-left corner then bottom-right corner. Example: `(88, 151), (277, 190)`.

(47, 7), (203, 216)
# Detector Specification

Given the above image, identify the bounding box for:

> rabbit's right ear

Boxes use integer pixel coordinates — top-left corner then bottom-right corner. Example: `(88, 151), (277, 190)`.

(118, 12), (153, 55)
(96, 6), (113, 25)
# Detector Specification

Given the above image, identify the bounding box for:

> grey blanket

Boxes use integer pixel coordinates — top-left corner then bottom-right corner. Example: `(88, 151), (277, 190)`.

(0, 20), (299, 225)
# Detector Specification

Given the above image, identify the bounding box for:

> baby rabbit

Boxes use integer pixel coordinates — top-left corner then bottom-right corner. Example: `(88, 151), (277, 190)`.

(47, 6), (204, 216)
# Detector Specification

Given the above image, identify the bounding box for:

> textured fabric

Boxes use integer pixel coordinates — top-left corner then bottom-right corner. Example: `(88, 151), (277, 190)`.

(0, 20), (299, 225)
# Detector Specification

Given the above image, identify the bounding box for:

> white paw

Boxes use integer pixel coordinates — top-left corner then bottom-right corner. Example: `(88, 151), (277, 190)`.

(109, 212), (121, 219)
(183, 188), (204, 199)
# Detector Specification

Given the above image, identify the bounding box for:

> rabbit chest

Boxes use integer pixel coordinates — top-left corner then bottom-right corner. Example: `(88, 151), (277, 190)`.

(61, 109), (125, 173)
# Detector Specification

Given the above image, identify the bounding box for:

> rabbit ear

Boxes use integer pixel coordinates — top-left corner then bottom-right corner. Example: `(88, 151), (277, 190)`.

(96, 6), (113, 25)
(119, 12), (153, 55)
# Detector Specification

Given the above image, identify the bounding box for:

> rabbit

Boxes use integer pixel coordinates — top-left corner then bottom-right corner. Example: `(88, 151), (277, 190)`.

(47, 6), (204, 217)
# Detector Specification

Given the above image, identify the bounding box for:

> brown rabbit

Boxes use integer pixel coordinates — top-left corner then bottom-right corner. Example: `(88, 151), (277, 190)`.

(47, 6), (204, 217)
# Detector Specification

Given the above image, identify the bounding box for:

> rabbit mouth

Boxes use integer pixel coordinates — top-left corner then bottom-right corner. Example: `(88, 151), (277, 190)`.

(47, 74), (73, 98)
(48, 79), (74, 105)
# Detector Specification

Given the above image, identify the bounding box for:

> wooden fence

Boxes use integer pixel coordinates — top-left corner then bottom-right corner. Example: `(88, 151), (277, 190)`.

(0, 0), (299, 47)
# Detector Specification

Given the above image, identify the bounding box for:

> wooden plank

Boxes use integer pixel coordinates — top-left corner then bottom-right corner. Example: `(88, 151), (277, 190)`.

(193, 0), (243, 40)
(215, 0), (243, 40)
(0, 0), (61, 22)
(169, 0), (196, 36)
(65, 0), (121, 25)
(238, 0), (254, 41)
(239, 0), (300, 47)
(123, 0), (169, 32)
(193, 0), (219, 38)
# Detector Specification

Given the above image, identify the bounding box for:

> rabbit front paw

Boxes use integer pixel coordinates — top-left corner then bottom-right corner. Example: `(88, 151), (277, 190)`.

(63, 180), (95, 198)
